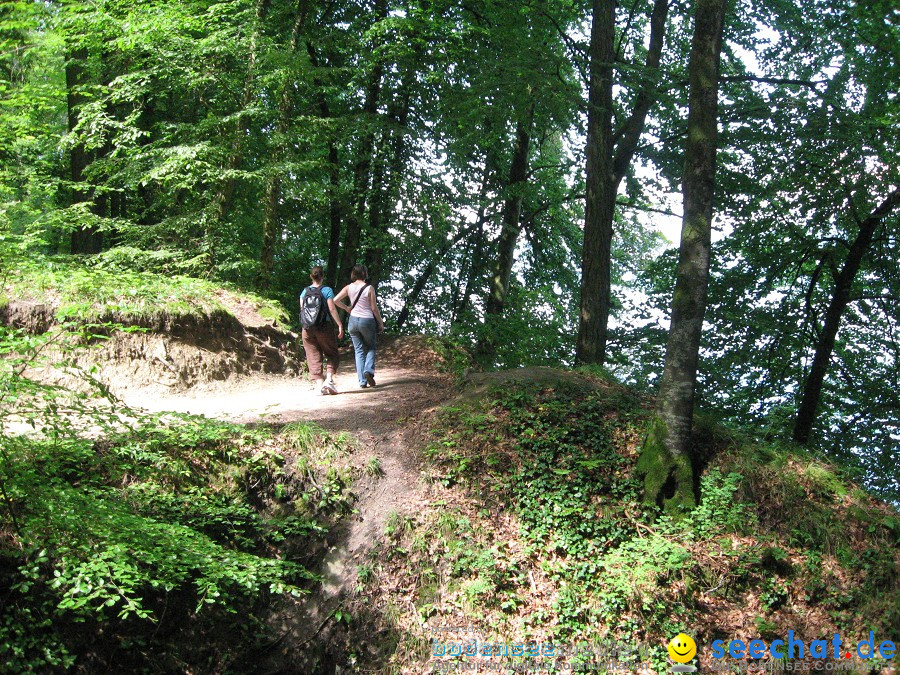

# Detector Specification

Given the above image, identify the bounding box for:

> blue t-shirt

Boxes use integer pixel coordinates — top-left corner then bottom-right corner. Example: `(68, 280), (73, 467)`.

(299, 285), (335, 302)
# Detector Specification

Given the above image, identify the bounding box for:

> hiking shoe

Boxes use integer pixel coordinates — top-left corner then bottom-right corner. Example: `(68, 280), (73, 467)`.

(321, 383), (338, 395)
(364, 372), (376, 387)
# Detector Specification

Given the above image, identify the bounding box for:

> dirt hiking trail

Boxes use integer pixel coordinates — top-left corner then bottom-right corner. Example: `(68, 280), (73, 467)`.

(120, 336), (456, 668)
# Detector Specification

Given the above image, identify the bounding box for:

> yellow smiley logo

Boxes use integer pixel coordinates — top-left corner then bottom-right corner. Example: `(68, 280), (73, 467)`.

(667, 633), (697, 663)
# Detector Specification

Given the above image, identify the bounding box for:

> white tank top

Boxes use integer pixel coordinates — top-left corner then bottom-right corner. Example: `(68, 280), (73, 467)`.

(349, 283), (374, 318)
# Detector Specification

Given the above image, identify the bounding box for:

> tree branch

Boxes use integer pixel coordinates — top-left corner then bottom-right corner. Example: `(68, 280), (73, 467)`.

(612, 0), (669, 183)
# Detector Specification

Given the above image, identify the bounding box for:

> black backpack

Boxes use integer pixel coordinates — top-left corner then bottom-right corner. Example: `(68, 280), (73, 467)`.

(300, 286), (328, 329)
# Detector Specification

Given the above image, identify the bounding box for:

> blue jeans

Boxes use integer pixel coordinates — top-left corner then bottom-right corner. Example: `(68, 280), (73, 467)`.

(347, 316), (377, 386)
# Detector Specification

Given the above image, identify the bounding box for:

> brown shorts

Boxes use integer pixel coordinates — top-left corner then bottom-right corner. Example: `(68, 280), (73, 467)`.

(302, 324), (340, 378)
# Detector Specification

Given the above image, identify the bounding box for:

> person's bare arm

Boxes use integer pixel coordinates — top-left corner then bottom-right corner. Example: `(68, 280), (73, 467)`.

(333, 285), (351, 313)
(370, 287), (385, 332)
(327, 298), (344, 339)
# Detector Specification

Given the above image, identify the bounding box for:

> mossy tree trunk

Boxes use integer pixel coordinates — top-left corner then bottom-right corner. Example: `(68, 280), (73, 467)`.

(637, 0), (727, 513)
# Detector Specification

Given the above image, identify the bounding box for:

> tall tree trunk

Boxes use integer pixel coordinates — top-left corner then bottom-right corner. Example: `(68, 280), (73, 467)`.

(637, 0), (727, 513)
(66, 46), (103, 254)
(576, 0), (617, 364)
(259, 0), (310, 289)
(338, 0), (387, 291)
(792, 187), (900, 444)
(577, 0), (669, 365)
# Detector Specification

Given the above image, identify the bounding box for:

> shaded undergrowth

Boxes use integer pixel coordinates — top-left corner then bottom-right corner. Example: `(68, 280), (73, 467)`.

(0, 322), (358, 671)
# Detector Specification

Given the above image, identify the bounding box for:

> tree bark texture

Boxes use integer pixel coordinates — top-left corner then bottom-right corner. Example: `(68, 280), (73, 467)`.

(575, 0), (617, 364)
(637, 0), (726, 513)
(577, 0), (669, 365)
(792, 187), (900, 445)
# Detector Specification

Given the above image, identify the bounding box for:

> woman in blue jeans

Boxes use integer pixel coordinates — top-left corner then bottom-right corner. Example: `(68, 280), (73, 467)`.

(334, 264), (385, 388)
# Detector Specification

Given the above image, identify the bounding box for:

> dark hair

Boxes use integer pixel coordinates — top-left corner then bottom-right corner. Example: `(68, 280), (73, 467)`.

(310, 265), (324, 283)
(350, 264), (368, 282)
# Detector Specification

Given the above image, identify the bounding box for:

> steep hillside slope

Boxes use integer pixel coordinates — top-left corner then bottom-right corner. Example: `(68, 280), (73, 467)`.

(335, 370), (898, 674)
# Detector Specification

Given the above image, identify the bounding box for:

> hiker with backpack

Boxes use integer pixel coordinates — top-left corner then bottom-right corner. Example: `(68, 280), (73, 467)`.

(299, 266), (343, 395)
(334, 264), (384, 389)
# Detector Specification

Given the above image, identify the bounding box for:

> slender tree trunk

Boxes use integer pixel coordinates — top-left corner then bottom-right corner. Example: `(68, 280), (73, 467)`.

(338, 0), (387, 291)
(637, 0), (727, 513)
(612, 0), (669, 182)
(577, 0), (669, 365)
(396, 219), (485, 330)
(792, 187), (900, 444)
(325, 142), (342, 287)
(259, 0), (310, 289)
(485, 110), (534, 317)
(454, 227), (483, 324)
(364, 144), (388, 284)
(449, 238), (474, 321)
(454, 160), (494, 323)
(576, 0), (616, 364)
(475, 109), (533, 360)
(366, 69), (413, 285)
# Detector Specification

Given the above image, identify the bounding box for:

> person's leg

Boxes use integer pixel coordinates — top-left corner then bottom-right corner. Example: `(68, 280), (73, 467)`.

(302, 328), (325, 392)
(318, 326), (341, 392)
(359, 318), (377, 384)
(347, 316), (367, 387)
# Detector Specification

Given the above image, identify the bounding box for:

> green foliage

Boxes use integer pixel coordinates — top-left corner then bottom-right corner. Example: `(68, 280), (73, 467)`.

(0, 323), (349, 669)
(365, 456), (384, 477)
(5, 250), (287, 326)
(426, 384), (757, 640)
(423, 335), (474, 379)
